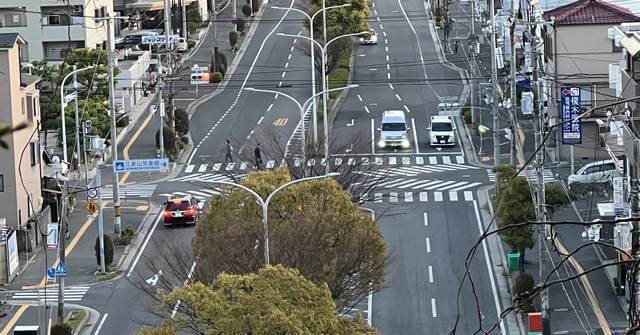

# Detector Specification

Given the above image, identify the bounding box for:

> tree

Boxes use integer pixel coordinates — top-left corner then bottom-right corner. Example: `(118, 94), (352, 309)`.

(192, 168), (388, 311)
(236, 17), (246, 34)
(241, 4), (252, 17)
(147, 266), (377, 334)
(155, 127), (178, 160)
(50, 322), (72, 335)
(229, 31), (238, 50)
(174, 108), (189, 136)
(545, 183), (572, 218)
(251, 0), (260, 14)
(136, 322), (176, 335)
(94, 234), (114, 267)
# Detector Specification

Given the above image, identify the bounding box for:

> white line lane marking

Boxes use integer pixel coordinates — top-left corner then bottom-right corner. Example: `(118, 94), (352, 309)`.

(411, 118), (420, 154)
(285, 62), (289, 68)
(380, 24), (384, 29)
(376, 16), (380, 21)
(404, 105), (411, 113)
(374, 9), (378, 15)
(382, 31), (387, 37)
(267, 103), (274, 112)
(127, 212), (162, 277)
(386, 55), (390, 62)
(367, 291), (373, 326)
(473, 200), (505, 332)
(357, 94), (363, 102)
(257, 116), (264, 124)
(288, 54), (291, 60)
(281, 71), (286, 78)
(94, 313), (109, 335)
(431, 298), (437, 317)
(364, 106), (371, 114)
(428, 265), (434, 283)
(385, 38), (388, 44)
(423, 212), (428, 226)
(395, 93), (402, 101)
(171, 261), (197, 319)
(246, 129), (254, 139)
(388, 83), (394, 90)
(387, 73), (391, 79)
(371, 118), (376, 154)
(425, 237), (431, 253)
(385, 46), (389, 52)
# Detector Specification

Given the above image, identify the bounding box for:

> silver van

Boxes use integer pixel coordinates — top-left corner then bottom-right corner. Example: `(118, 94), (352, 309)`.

(378, 110), (410, 149)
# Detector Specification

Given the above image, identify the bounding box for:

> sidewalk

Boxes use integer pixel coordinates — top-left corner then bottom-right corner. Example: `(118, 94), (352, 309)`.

(443, 1), (629, 333)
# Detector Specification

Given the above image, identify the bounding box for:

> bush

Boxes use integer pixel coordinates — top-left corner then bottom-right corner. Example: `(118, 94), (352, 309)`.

(211, 72), (223, 83)
(242, 4), (252, 17)
(116, 114), (130, 127)
(180, 136), (189, 145)
(237, 17), (246, 34)
(115, 224), (136, 245)
(514, 272), (535, 297)
(51, 322), (73, 335)
(174, 108), (189, 136)
(156, 127), (178, 160)
(94, 234), (114, 267)
(229, 31), (238, 49)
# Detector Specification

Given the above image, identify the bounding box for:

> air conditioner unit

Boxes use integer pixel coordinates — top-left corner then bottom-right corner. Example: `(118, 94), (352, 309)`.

(620, 22), (640, 33)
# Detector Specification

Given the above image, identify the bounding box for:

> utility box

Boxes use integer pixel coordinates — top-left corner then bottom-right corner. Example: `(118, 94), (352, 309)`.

(528, 312), (543, 332)
(507, 252), (520, 272)
(13, 325), (40, 334)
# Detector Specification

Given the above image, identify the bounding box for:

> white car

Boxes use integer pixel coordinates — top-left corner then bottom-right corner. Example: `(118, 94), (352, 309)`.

(176, 37), (188, 52)
(568, 159), (621, 186)
(360, 31), (378, 45)
(378, 110), (411, 149)
(428, 115), (456, 146)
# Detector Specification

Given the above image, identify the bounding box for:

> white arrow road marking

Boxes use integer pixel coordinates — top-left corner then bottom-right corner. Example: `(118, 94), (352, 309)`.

(346, 119), (354, 127)
(146, 270), (163, 286)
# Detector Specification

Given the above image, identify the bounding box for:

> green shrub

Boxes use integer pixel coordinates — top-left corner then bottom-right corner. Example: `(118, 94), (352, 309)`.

(180, 136), (189, 145)
(229, 31), (238, 48)
(51, 322), (73, 335)
(94, 234), (114, 267)
(211, 72), (223, 83)
(237, 17), (246, 33)
(175, 108), (189, 136)
(242, 4), (252, 17)
(115, 224), (136, 245)
(116, 114), (130, 127)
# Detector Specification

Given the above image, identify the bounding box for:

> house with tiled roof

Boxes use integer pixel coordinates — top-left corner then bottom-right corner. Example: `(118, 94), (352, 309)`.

(540, 0), (639, 162)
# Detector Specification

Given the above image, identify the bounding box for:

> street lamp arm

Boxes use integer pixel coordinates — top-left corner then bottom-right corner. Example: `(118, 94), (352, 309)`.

(326, 31), (369, 48)
(311, 4), (351, 21)
(277, 33), (323, 50)
(265, 173), (340, 207)
(301, 85), (359, 112)
(244, 88), (303, 112)
(204, 180), (266, 207)
(60, 65), (97, 163)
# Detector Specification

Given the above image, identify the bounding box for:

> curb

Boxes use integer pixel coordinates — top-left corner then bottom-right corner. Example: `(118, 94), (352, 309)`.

(327, 44), (357, 138)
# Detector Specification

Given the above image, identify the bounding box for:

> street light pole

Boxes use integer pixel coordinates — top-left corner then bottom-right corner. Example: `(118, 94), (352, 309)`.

(60, 65), (95, 165)
(245, 84), (358, 166)
(489, 0), (500, 166)
(205, 173), (339, 265)
(271, 4), (351, 149)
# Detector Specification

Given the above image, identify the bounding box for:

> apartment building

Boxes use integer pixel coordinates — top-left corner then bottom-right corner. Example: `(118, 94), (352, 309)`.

(610, 23), (640, 113)
(0, 33), (43, 231)
(0, 0), (113, 62)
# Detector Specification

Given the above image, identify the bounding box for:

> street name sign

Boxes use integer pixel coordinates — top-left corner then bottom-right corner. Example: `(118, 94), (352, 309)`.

(114, 158), (170, 173)
(141, 34), (179, 45)
(560, 86), (582, 145)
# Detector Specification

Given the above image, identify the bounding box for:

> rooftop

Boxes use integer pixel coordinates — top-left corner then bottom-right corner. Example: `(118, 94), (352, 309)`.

(20, 74), (40, 87)
(0, 33), (25, 49)
(541, 0), (640, 25)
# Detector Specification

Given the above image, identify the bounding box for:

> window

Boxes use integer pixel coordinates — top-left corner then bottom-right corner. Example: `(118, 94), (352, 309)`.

(612, 40), (623, 53)
(21, 97), (25, 115)
(46, 14), (61, 25)
(29, 142), (38, 166)
(27, 94), (38, 120)
(0, 8), (27, 27)
(0, 174), (4, 192)
(43, 41), (84, 60)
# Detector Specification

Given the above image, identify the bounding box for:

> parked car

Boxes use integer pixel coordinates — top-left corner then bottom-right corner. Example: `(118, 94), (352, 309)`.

(568, 159), (621, 187)
(428, 115), (456, 147)
(115, 30), (159, 50)
(359, 31), (378, 45)
(378, 110), (411, 149)
(163, 195), (200, 227)
(176, 37), (188, 52)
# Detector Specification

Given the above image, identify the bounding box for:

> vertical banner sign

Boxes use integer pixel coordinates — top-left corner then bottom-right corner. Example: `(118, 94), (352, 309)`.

(7, 231), (18, 279)
(560, 86), (582, 144)
(47, 223), (58, 249)
(613, 176), (625, 216)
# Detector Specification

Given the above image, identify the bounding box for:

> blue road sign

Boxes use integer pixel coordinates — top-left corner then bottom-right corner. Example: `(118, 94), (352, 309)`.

(47, 267), (56, 279)
(113, 158), (169, 173)
(55, 263), (68, 277)
(560, 86), (582, 145)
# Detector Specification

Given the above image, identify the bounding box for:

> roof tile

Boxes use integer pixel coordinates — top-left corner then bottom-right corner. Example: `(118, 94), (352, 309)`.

(543, 0), (640, 25)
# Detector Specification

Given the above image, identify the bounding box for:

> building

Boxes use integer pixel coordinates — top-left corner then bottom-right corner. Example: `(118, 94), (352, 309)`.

(0, 0), (113, 62)
(0, 33), (43, 231)
(610, 23), (640, 113)
(541, 0), (639, 163)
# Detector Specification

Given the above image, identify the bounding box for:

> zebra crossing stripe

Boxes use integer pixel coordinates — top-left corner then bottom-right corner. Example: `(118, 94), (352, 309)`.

(185, 165), (195, 173)
(173, 192), (189, 196)
(240, 162), (247, 170)
(375, 193), (383, 203)
(434, 192), (443, 202)
(411, 180), (445, 189)
(213, 163), (222, 172)
(198, 164), (208, 173)
(378, 178), (418, 188)
(307, 159), (315, 167)
(335, 158), (342, 166)
(188, 190), (213, 198)
(451, 182), (482, 191)
(420, 192), (428, 201)
(362, 157), (370, 165)
(404, 192), (413, 202)
(375, 157), (383, 165)
(456, 156), (464, 164)
(449, 191), (458, 201)
(398, 180), (433, 189)
(429, 157), (437, 164)
(200, 189), (221, 195)
(266, 160), (275, 169)
(389, 192), (398, 202)
(439, 181), (470, 190)
(226, 163), (235, 171)
(360, 193), (368, 203)
(348, 158), (356, 165)
(464, 191), (473, 201)
(294, 158), (301, 167)
(416, 157), (424, 165)
(428, 180), (458, 190)
(442, 156), (451, 164)
(389, 157), (397, 165)
(402, 157), (411, 165)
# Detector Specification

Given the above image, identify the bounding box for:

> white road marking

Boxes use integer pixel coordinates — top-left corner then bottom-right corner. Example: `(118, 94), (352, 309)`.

(387, 73), (391, 79)
(389, 156), (397, 165)
(288, 54), (292, 60)
(473, 200), (505, 332)
(443, 156), (451, 164)
(285, 62), (289, 68)
(374, 9), (378, 15)
(385, 38), (388, 44)
(375, 192), (383, 203)
(404, 105), (411, 113)
(416, 156), (424, 165)
(428, 266), (434, 283)
(429, 156), (437, 164)
(376, 16), (380, 21)
(456, 155), (464, 164)
(240, 162), (247, 170)
(411, 118), (420, 154)
(257, 116), (264, 124)
(404, 192), (413, 202)
(127, 212), (163, 277)
(464, 191), (474, 201)
(434, 192), (443, 202)
(431, 298), (438, 317)
(423, 212), (428, 226)
(371, 118), (376, 154)
(281, 71), (286, 78)
(94, 313), (109, 335)
(369, 68), (378, 71)
(386, 55), (390, 62)
(425, 237), (431, 253)
(387, 63), (390, 70)
(246, 129), (254, 139)
(364, 106), (371, 114)
(402, 156), (411, 164)
(388, 83), (394, 89)
(449, 191), (458, 201)
(452, 182), (482, 191)
(266, 160), (275, 169)
(385, 46), (389, 52)
(390, 192), (398, 202)
(419, 192), (428, 201)
(213, 163), (222, 171)
(375, 157), (383, 165)
(357, 94), (363, 102)
(267, 103), (274, 112)
(184, 164), (195, 173)
(362, 157), (370, 165)
(379, 23), (384, 29)
(198, 164), (208, 173)
(395, 94), (402, 101)
(382, 31), (387, 37)
(225, 163), (235, 171)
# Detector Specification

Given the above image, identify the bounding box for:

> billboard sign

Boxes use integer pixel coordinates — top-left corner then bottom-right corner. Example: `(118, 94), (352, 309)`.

(560, 86), (582, 145)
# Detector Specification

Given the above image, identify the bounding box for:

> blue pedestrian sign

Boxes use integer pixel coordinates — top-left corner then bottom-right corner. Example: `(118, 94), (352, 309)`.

(113, 158), (169, 173)
(560, 86), (582, 145)
(47, 262), (68, 278)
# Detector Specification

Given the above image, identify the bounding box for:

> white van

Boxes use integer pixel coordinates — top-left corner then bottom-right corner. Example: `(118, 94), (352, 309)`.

(378, 110), (411, 148)
(568, 159), (621, 186)
(428, 115), (456, 146)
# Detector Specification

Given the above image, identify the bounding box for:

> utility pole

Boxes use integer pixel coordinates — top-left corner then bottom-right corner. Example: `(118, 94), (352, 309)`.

(469, 0), (477, 125)
(509, 10), (518, 166)
(158, 81), (165, 158)
(233, 0), (238, 32)
(489, 0), (500, 166)
(73, 66), (82, 173)
(104, 13), (122, 234)
(96, 156), (106, 273)
(181, 0), (188, 38)
(57, 192), (67, 323)
(530, 23), (550, 334)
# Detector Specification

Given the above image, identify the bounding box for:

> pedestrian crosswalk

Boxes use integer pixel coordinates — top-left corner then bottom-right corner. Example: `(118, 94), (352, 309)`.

(183, 155), (469, 175)
(169, 173), (243, 183)
(101, 184), (157, 200)
(360, 190), (476, 203)
(159, 188), (221, 201)
(487, 168), (555, 183)
(375, 178), (482, 191)
(11, 286), (89, 303)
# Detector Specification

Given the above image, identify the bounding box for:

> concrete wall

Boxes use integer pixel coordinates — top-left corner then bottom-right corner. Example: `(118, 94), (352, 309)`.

(0, 44), (43, 229)
(0, 0), (113, 61)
